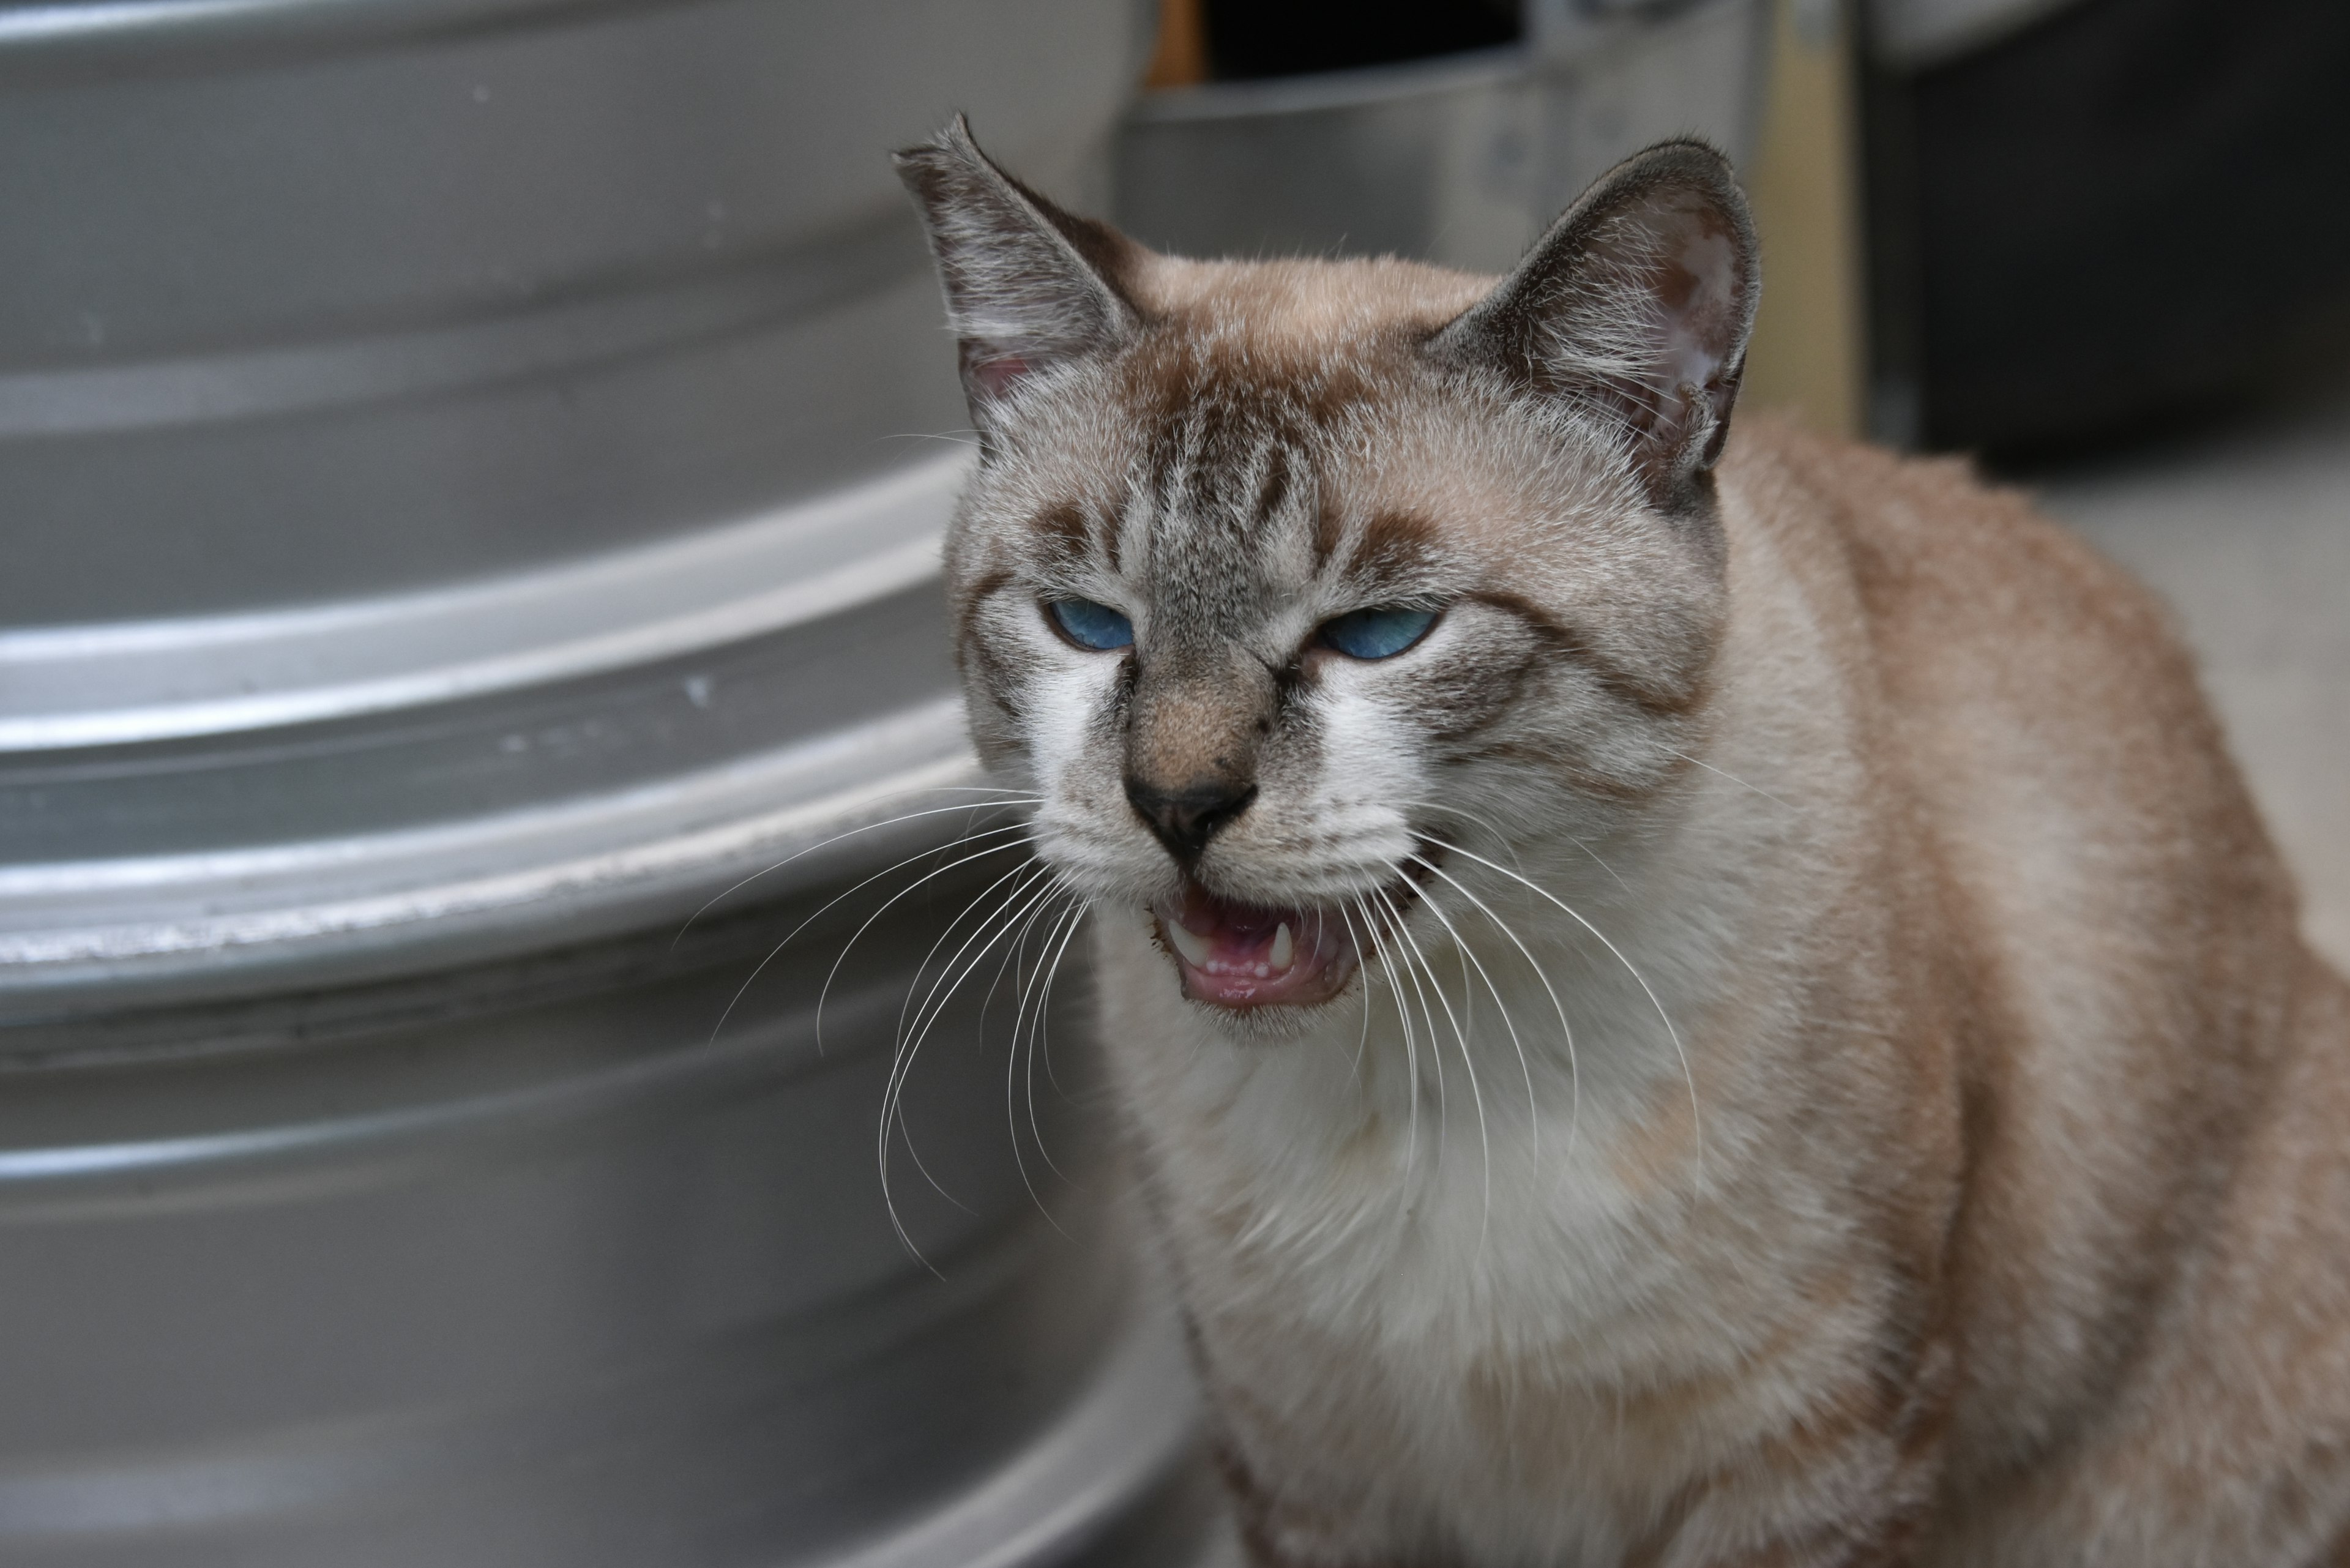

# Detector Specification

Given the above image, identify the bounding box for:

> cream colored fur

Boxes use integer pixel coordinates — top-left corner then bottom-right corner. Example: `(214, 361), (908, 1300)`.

(1102, 422), (2350, 1566)
(897, 125), (2350, 1566)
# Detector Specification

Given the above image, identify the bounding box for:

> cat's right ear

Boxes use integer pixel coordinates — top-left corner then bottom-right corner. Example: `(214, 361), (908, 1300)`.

(894, 116), (1144, 429)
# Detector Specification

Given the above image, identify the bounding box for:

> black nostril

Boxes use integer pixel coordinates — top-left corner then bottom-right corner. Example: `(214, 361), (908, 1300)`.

(1124, 777), (1257, 862)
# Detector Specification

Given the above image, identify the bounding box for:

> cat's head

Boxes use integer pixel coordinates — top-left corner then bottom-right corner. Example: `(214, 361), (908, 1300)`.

(897, 119), (1758, 1030)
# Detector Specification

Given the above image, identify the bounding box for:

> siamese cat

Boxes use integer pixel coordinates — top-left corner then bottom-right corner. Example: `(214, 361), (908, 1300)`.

(897, 119), (2350, 1566)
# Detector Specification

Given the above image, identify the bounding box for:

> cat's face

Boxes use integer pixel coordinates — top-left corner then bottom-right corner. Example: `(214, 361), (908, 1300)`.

(899, 124), (1757, 1031)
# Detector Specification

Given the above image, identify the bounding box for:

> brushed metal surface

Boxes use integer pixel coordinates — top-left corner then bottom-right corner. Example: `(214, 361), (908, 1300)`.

(0, 1), (1224, 1562)
(0, 0), (1127, 623)
(1115, 1), (1770, 278)
(0, 881), (1213, 1566)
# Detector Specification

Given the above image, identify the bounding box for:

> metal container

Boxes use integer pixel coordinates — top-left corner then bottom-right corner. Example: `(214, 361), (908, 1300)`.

(0, 1), (1229, 1562)
(1865, 0), (2086, 68)
(1115, 0), (1772, 276)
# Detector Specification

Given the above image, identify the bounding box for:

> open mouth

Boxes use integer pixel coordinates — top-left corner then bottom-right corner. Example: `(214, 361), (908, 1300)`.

(1151, 884), (1359, 1010)
(1147, 881), (1428, 1013)
(1148, 849), (1444, 1013)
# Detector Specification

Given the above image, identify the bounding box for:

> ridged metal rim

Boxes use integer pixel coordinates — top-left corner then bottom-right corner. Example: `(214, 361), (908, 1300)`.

(0, 719), (994, 1010)
(0, 0), (685, 78)
(827, 1283), (1212, 1568)
(0, 441), (1000, 1014)
(0, 452), (966, 750)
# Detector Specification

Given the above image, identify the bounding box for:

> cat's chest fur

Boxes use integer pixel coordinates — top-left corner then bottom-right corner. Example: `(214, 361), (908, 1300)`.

(1091, 774), (1917, 1563)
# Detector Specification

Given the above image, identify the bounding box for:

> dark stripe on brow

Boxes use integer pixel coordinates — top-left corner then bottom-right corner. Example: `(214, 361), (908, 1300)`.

(955, 566), (1014, 658)
(952, 568), (1026, 719)
(1313, 498), (1346, 567)
(1102, 499), (1124, 573)
(1468, 589), (1709, 719)
(1168, 395), (1288, 543)
(1195, 414), (1259, 541)
(1357, 510), (1436, 569)
(1336, 510), (1439, 595)
(1032, 501), (1090, 568)
(1253, 444), (1292, 533)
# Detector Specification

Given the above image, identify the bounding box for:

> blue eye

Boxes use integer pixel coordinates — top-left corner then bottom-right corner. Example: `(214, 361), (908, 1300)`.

(1046, 597), (1134, 651)
(1319, 606), (1438, 660)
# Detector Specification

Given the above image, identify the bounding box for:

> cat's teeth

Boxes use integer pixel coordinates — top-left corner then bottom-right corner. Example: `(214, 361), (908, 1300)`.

(1164, 919), (1214, 969)
(1270, 922), (1294, 971)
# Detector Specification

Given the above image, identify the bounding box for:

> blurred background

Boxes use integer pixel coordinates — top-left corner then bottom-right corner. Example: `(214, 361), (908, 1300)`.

(0, 1), (2343, 1563)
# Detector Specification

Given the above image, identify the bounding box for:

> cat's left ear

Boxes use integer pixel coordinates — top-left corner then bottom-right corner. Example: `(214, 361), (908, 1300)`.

(1428, 140), (1761, 515)
(894, 116), (1145, 428)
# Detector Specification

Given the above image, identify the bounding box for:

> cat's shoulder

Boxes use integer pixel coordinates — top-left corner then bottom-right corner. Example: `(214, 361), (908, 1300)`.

(1717, 413), (2180, 655)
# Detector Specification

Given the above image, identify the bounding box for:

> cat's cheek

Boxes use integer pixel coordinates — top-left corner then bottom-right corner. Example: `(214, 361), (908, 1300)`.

(1308, 682), (1436, 823)
(1020, 657), (1110, 786)
(1016, 650), (1154, 883)
(1389, 610), (1548, 747)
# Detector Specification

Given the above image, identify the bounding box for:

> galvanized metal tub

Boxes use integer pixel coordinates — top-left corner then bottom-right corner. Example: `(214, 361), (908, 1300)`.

(1114, 0), (1772, 276)
(0, 0), (1229, 1562)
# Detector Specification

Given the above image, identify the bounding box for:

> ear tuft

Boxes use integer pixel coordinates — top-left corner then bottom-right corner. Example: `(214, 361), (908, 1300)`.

(894, 116), (1145, 426)
(1429, 139), (1761, 513)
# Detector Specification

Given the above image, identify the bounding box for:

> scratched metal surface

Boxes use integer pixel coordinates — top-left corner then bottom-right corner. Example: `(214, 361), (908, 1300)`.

(0, 2), (1226, 1562)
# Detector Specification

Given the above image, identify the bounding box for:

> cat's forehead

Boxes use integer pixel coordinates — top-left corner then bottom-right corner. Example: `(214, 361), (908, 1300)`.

(1076, 257), (1510, 517)
(1132, 254), (1492, 354)
(972, 255), (1620, 622)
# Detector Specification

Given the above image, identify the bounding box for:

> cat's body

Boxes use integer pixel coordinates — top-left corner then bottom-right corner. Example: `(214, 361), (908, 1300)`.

(1103, 416), (2350, 1566)
(898, 124), (2350, 1565)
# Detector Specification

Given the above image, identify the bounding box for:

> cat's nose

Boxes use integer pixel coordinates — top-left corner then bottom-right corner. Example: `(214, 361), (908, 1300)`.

(1124, 776), (1258, 863)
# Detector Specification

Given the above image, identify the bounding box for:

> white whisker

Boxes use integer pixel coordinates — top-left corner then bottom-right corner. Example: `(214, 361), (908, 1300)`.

(1663, 747), (1799, 814)
(1565, 835), (1635, 897)
(1336, 903), (1374, 1089)
(1402, 797), (1530, 875)
(1378, 883), (1491, 1252)
(1389, 895), (1450, 1165)
(1412, 873), (1540, 1160)
(671, 791), (1039, 949)
(1425, 834), (1703, 1190)
(709, 826), (1037, 1050)
(1352, 892), (1420, 1177)
(881, 861), (1070, 1260)
(883, 857), (1054, 1214)
(1404, 793), (1628, 897)
(892, 855), (1047, 1055)
(1033, 898), (1091, 1129)
(1408, 852), (1580, 1158)
(1016, 894), (1087, 1185)
(964, 873), (1082, 1225)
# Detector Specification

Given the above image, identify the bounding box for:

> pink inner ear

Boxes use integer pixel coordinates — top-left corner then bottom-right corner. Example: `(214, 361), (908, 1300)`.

(1652, 212), (1741, 394)
(971, 354), (1032, 400)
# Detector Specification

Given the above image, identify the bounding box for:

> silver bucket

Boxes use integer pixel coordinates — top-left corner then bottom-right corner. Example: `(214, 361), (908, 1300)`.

(1115, 0), (1772, 276)
(0, 0), (1226, 1562)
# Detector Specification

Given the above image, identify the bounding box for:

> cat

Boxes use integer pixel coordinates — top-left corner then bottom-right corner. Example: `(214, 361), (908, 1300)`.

(895, 118), (2350, 1567)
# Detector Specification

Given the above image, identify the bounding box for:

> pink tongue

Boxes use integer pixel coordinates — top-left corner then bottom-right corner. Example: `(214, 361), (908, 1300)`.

(1153, 885), (1357, 1009)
